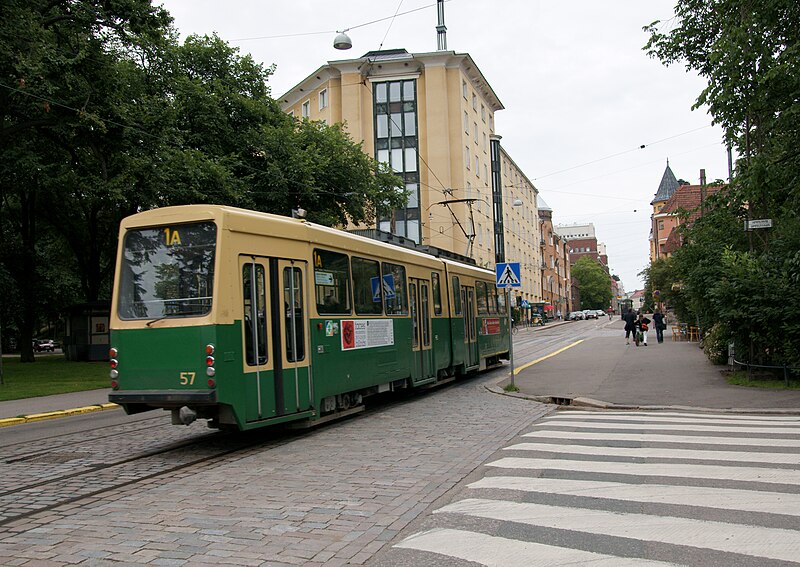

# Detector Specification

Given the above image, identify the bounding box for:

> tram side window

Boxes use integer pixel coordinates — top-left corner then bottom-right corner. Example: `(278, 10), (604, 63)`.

(431, 272), (442, 315)
(496, 290), (507, 314)
(243, 264), (268, 366)
(382, 262), (408, 315)
(284, 267), (305, 362)
(314, 249), (351, 315)
(487, 282), (498, 314)
(452, 276), (462, 315)
(476, 281), (489, 315)
(353, 257), (383, 315)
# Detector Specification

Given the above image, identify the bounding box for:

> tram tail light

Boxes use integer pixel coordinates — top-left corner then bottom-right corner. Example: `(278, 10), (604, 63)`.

(205, 345), (216, 384)
(109, 347), (119, 385)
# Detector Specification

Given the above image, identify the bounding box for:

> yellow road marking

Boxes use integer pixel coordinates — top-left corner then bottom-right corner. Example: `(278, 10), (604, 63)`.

(514, 340), (584, 375)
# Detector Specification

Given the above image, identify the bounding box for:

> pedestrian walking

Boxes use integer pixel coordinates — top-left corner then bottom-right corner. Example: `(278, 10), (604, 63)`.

(652, 308), (665, 343)
(635, 313), (651, 346)
(623, 308), (636, 345)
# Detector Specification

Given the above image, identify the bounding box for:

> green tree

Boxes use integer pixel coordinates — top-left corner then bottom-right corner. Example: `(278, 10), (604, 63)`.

(645, 1), (800, 367)
(571, 257), (613, 310)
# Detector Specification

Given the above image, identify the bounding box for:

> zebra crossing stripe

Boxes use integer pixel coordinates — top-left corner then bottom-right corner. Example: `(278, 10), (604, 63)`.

(543, 413), (800, 426)
(394, 528), (679, 566)
(487, 457), (800, 485)
(532, 420), (800, 435)
(505, 442), (800, 464)
(548, 411), (800, 422)
(468, 476), (800, 516)
(522, 429), (800, 448)
(434, 498), (800, 563)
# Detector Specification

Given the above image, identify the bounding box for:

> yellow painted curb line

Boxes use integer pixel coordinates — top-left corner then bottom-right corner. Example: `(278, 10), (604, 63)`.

(513, 339), (585, 375)
(0, 403), (120, 428)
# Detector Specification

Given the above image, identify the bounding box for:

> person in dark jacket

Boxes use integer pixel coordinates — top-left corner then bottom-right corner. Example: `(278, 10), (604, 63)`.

(623, 308), (636, 345)
(652, 308), (666, 343)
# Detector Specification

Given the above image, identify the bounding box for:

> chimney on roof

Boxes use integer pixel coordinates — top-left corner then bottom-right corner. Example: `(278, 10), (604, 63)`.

(700, 169), (707, 216)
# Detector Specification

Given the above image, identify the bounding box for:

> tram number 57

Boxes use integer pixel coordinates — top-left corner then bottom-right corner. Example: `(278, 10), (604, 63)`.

(180, 372), (196, 385)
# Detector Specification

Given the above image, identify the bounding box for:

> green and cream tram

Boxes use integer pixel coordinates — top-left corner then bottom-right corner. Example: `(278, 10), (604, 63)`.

(109, 205), (509, 430)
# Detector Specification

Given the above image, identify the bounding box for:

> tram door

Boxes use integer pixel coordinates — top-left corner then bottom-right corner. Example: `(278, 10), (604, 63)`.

(462, 286), (479, 369)
(241, 256), (311, 423)
(409, 279), (435, 384)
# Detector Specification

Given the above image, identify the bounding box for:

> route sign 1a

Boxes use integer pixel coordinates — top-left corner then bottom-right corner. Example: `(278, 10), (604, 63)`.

(496, 262), (521, 288)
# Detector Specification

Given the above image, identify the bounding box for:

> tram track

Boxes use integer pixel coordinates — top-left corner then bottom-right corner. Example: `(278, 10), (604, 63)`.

(0, 423), (301, 527)
(0, 385), (429, 527)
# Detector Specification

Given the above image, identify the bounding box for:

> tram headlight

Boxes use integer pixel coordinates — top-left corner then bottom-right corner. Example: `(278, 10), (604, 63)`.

(110, 369), (119, 380)
(205, 343), (215, 355)
(109, 347), (118, 358)
(206, 366), (216, 378)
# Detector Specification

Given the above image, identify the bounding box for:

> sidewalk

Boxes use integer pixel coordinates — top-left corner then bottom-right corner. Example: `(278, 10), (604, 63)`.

(0, 389), (116, 426)
(511, 320), (800, 412)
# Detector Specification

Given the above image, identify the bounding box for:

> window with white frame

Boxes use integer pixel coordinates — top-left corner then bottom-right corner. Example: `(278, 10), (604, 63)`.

(465, 146), (470, 169)
(462, 80), (468, 99)
(464, 111), (469, 133)
(481, 104), (486, 122)
(319, 89), (328, 110)
(472, 93), (477, 110)
(301, 100), (310, 118)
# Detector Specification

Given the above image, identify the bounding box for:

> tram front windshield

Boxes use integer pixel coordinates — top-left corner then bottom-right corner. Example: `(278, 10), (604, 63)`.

(117, 222), (217, 320)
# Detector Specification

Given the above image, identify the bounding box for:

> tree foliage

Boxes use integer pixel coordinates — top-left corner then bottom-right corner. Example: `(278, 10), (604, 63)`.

(570, 257), (613, 310)
(0, 1), (404, 361)
(644, 0), (800, 369)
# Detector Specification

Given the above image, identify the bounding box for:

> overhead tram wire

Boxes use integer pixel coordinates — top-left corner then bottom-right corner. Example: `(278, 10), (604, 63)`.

(229, 2), (450, 43)
(532, 124), (713, 181)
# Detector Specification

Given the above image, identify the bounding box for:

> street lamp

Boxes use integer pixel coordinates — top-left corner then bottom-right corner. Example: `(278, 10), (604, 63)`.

(333, 31), (352, 50)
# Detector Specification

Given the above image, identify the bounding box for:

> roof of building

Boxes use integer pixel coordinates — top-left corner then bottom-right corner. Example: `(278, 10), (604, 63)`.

(660, 183), (724, 219)
(660, 183), (726, 254)
(651, 161), (680, 204)
(536, 194), (552, 212)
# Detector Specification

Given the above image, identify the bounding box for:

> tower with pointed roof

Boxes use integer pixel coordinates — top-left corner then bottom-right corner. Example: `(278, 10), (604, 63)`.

(650, 160), (681, 262)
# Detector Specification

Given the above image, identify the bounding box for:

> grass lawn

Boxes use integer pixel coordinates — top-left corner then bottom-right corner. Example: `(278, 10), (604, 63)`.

(0, 355), (109, 401)
(724, 370), (800, 390)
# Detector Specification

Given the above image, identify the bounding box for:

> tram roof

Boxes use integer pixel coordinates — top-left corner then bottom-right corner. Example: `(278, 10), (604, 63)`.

(120, 205), (494, 276)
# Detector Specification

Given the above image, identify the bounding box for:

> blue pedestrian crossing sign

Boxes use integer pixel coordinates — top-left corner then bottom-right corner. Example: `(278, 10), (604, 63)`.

(496, 262), (521, 288)
(382, 274), (396, 299)
(370, 276), (382, 302)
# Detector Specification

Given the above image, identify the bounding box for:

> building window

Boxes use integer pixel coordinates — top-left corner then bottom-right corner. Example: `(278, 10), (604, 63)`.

(374, 79), (421, 243)
(658, 220), (665, 231)
(462, 80), (468, 99)
(301, 100), (310, 118)
(472, 93), (477, 110)
(475, 156), (479, 177)
(464, 111), (469, 133)
(319, 89), (328, 110)
(465, 146), (470, 169)
(481, 104), (486, 122)
(473, 122), (478, 143)
(489, 114), (493, 130)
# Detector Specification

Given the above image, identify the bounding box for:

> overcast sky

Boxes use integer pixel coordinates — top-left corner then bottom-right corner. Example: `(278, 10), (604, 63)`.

(159, 0), (729, 292)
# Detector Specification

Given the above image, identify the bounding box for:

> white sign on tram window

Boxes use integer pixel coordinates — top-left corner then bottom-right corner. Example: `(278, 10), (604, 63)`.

(315, 271), (334, 285)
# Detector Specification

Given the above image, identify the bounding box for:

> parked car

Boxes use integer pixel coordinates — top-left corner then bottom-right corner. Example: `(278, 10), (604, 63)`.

(583, 310), (598, 319)
(33, 339), (56, 352)
(568, 311), (584, 321)
(595, 309), (607, 318)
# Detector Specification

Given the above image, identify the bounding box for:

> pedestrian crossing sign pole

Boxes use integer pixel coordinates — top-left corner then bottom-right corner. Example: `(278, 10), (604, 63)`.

(496, 262), (521, 387)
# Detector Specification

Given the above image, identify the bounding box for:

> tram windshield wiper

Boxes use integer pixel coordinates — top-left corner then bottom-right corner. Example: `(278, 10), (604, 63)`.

(146, 316), (169, 327)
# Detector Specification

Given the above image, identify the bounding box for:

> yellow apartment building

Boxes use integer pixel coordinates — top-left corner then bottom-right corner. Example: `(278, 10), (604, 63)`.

(280, 48), (543, 304)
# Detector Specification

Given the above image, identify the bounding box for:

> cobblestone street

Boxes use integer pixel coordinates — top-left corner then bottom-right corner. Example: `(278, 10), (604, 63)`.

(0, 375), (551, 566)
